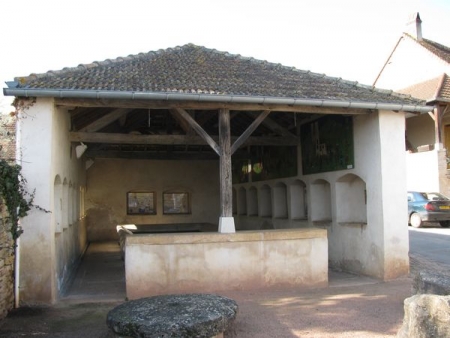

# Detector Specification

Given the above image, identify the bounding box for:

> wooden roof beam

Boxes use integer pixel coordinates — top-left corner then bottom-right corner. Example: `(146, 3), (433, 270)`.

(79, 108), (132, 132)
(55, 98), (371, 115)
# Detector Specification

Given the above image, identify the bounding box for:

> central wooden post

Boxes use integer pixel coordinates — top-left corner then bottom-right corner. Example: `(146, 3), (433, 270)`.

(218, 108), (235, 233)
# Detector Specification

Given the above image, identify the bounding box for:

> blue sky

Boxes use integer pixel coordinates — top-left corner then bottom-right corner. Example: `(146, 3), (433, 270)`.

(1, 0), (449, 112)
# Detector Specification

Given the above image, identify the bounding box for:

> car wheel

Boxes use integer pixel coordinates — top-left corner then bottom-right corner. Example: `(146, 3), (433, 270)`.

(409, 213), (422, 228)
(440, 221), (450, 228)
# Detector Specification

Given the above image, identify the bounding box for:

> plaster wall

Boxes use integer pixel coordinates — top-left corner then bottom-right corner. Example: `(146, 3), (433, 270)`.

(85, 159), (220, 241)
(375, 36), (450, 90)
(17, 98), (86, 304)
(406, 114), (435, 151)
(317, 111), (408, 279)
(406, 151), (439, 192)
(233, 111), (409, 280)
(125, 228), (327, 299)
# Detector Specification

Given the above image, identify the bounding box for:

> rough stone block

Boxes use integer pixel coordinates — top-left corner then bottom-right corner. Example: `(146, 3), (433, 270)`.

(107, 294), (238, 338)
(413, 271), (450, 295)
(397, 294), (450, 338)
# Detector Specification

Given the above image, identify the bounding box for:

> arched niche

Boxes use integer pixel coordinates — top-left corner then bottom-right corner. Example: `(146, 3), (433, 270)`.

(62, 178), (69, 229)
(310, 179), (332, 222)
(54, 175), (62, 233)
(290, 180), (307, 220)
(69, 181), (73, 225)
(336, 174), (367, 224)
(259, 185), (272, 218)
(273, 182), (288, 219)
(79, 186), (86, 219)
(248, 187), (258, 216)
(237, 187), (247, 215)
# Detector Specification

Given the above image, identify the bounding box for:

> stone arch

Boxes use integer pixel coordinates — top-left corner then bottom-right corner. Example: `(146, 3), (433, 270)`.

(237, 187), (247, 215)
(62, 178), (69, 229)
(259, 185), (272, 218)
(310, 179), (332, 222)
(290, 180), (307, 220)
(336, 174), (367, 224)
(248, 186), (258, 216)
(54, 175), (62, 233)
(273, 182), (288, 219)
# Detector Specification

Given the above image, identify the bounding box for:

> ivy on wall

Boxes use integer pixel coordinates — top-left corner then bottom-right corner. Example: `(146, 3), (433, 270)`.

(0, 160), (34, 240)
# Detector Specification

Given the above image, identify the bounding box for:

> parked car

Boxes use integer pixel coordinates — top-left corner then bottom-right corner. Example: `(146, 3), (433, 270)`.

(407, 191), (450, 228)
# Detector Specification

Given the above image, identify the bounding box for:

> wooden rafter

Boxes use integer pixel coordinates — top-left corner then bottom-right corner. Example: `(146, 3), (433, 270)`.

(169, 109), (196, 135)
(246, 111), (297, 141)
(69, 132), (298, 147)
(79, 108), (132, 132)
(173, 108), (220, 155)
(231, 110), (271, 155)
(55, 98), (371, 115)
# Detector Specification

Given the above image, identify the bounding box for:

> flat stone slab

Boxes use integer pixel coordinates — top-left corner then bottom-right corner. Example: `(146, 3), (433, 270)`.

(106, 294), (238, 337)
(413, 271), (450, 295)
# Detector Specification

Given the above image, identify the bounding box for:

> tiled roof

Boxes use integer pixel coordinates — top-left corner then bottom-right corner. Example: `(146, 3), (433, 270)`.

(417, 37), (450, 64)
(439, 74), (450, 100)
(398, 73), (450, 102)
(13, 44), (424, 106)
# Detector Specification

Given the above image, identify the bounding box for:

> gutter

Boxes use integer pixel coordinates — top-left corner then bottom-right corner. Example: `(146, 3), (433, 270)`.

(3, 87), (433, 114)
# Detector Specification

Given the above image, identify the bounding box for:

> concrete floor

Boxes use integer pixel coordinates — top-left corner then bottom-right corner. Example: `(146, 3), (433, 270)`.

(61, 242), (126, 303)
(0, 242), (412, 337)
(61, 241), (380, 304)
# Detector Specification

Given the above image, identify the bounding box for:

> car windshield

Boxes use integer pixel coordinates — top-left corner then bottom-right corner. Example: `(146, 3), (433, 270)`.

(419, 192), (449, 201)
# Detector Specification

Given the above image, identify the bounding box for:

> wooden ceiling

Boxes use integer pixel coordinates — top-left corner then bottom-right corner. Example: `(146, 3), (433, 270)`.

(64, 98), (370, 160)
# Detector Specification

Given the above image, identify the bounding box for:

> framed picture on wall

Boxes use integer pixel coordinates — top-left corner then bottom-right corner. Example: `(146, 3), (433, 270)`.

(163, 192), (190, 214)
(127, 192), (156, 215)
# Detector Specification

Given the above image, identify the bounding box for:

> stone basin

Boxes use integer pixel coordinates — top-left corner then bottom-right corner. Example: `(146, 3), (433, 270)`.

(106, 293), (238, 337)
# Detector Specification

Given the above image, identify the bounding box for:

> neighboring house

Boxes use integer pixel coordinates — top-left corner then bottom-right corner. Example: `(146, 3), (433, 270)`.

(374, 12), (450, 195)
(3, 44), (431, 304)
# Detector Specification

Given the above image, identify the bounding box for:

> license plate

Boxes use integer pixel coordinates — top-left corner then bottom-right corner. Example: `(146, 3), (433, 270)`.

(440, 206), (450, 210)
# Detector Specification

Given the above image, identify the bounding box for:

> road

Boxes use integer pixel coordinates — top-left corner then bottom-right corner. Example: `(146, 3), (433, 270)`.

(409, 224), (450, 270)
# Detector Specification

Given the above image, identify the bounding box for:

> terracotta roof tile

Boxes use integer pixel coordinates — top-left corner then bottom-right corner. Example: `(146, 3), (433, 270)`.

(438, 74), (450, 100)
(13, 44), (424, 106)
(399, 73), (450, 102)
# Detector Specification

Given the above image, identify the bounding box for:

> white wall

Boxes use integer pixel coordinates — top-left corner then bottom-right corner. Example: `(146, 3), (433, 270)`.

(234, 110), (409, 280)
(85, 158), (220, 241)
(17, 98), (86, 304)
(375, 35), (450, 90)
(125, 228), (327, 298)
(406, 151), (439, 192)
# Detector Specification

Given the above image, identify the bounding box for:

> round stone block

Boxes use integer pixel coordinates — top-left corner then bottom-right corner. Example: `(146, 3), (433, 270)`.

(106, 293), (238, 337)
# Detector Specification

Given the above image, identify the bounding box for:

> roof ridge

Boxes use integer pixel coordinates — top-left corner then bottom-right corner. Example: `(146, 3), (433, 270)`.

(17, 43), (338, 86)
(403, 33), (450, 64)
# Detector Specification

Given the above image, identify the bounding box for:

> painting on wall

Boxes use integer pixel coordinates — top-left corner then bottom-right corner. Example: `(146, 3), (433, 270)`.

(301, 115), (354, 175)
(127, 192), (156, 215)
(163, 192), (191, 214)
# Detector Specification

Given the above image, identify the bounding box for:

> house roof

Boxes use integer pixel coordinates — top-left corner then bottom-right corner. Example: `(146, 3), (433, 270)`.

(407, 34), (450, 64)
(398, 73), (450, 103)
(5, 44), (427, 111)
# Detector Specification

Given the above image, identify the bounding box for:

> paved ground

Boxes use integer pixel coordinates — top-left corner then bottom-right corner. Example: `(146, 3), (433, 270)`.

(0, 242), (432, 337)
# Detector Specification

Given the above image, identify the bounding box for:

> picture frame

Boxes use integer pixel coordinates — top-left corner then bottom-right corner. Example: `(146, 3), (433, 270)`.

(127, 191), (156, 215)
(163, 192), (190, 214)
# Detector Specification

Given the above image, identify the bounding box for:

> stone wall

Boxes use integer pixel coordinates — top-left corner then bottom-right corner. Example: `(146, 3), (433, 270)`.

(0, 114), (17, 317)
(0, 114), (16, 162)
(0, 202), (15, 319)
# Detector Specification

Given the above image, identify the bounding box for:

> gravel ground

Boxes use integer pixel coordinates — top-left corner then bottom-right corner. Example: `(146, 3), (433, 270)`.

(0, 254), (432, 338)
